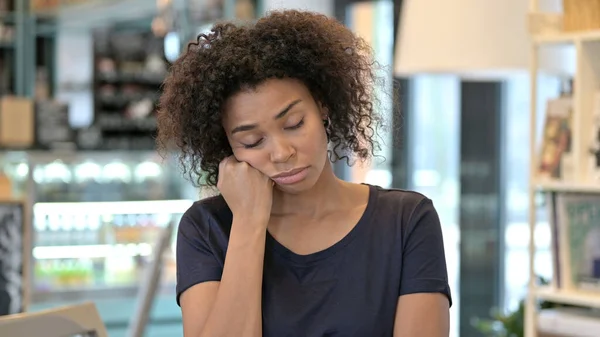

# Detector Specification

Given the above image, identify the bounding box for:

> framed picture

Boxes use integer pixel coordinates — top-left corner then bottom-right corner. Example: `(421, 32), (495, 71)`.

(0, 200), (29, 316)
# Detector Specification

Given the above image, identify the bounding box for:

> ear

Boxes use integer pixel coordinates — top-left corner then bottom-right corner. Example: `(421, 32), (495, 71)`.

(319, 104), (329, 119)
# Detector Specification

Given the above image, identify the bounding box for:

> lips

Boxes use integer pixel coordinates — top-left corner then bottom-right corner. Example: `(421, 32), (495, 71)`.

(271, 167), (309, 185)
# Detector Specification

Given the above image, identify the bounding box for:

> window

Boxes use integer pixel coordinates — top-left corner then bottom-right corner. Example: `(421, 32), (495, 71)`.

(409, 74), (460, 337)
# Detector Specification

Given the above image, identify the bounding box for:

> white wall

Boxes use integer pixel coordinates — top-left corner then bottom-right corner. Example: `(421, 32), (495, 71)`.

(261, 0), (334, 16)
(395, 0), (573, 77)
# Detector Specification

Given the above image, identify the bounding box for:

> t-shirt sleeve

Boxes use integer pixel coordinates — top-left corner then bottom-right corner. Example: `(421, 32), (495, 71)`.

(175, 212), (223, 306)
(399, 198), (452, 307)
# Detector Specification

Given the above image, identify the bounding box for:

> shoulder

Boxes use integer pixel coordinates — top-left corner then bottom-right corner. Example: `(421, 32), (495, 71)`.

(178, 194), (233, 238)
(371, 185), (429, 207)
(367, 185), (440, 241)
(369, 185), (433, 222)
(182, 193), (231, 222)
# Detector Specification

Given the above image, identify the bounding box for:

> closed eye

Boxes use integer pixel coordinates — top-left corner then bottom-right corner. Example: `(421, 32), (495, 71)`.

(286, 119), (304, 130)
(242, 139), (263, 149)
(241, 119), (304, 149)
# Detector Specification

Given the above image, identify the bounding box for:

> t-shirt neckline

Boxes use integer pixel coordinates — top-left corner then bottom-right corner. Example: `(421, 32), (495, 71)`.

(265, 184), (378, 265)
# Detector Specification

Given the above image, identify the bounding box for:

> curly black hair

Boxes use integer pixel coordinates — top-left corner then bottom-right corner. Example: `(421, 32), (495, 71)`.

(157, 9), (385, 187)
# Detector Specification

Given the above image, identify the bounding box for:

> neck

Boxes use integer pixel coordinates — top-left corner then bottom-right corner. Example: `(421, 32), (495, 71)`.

(271, 161), (348, 218)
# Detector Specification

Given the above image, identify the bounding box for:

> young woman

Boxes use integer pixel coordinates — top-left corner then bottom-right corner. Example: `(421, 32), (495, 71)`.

(157, 10), (451, 337)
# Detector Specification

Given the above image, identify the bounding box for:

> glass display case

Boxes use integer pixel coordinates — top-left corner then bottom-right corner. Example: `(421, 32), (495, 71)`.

(0, 150), (198, 336)
(31, 199), (188, 300)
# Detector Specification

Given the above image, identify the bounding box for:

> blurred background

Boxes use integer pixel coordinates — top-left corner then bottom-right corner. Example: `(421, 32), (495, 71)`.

(0, 0), (599, 337)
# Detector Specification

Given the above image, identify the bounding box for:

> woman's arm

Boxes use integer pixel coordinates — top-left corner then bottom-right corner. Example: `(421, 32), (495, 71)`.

(393, 198), (452, 337)
(179, 157), (273, 337)
(180, 217), (267, 337)
(393, 293), (450, 337)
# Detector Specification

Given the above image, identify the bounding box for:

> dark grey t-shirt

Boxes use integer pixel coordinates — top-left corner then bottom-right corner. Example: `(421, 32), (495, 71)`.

(176, 184), (452, 336)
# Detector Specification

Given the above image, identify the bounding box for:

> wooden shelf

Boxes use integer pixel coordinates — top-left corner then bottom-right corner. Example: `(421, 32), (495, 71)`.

(535, 287), (600, 309)
(534, 181), (600, 193)
(533, 29), (600, 45)
(533, 32), (579, 45)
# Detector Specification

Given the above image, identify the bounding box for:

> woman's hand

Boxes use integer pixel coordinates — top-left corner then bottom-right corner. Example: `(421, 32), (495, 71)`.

(217, 156), (273, 223)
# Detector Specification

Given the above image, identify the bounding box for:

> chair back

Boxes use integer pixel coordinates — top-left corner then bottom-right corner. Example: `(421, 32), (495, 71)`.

(0, 301), (108, 337)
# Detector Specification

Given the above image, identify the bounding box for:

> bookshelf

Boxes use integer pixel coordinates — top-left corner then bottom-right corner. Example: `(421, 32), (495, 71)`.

(526, 2), (600, 337)
(535, 287), (600, 309)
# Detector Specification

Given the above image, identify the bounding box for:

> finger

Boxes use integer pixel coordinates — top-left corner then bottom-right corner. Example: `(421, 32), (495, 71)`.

(219, 156), (230, 171)
(222, 155), (235, 165)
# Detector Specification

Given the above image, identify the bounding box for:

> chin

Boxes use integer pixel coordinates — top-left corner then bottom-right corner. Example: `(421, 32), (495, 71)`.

(274, 179), (313, 194)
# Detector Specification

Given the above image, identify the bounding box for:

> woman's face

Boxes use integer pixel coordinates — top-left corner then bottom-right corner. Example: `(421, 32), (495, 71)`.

(222, 78), (330, 194)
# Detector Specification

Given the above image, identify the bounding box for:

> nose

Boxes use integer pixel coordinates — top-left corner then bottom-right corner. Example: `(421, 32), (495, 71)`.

(270, 136), (296, 163)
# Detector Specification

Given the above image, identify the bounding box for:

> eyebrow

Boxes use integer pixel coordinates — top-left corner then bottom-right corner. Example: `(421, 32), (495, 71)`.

(230, 99), (302, 134)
